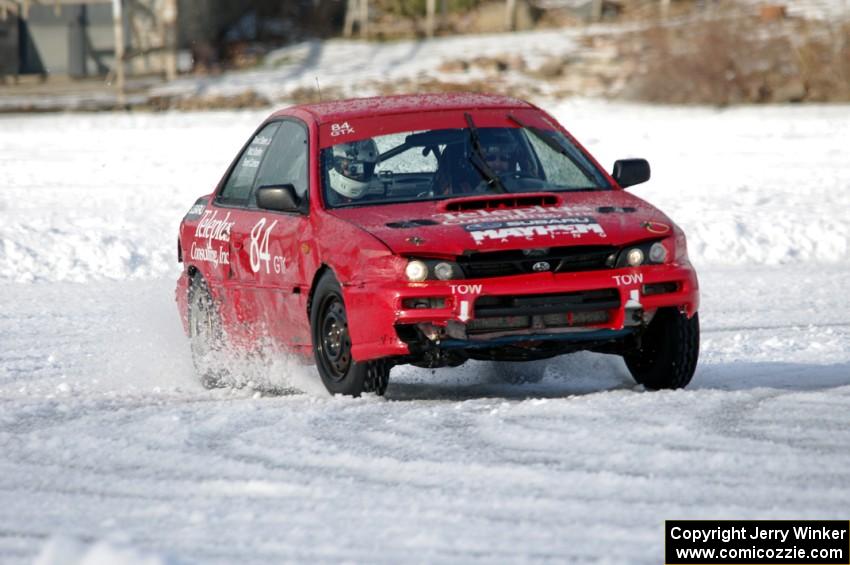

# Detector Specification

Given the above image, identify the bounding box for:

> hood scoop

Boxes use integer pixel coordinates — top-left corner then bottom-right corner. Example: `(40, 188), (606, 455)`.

(441, 193), (560, 212)
(385, 219), (439, 229)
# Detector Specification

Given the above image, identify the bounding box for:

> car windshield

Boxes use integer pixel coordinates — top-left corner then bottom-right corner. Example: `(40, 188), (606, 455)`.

(321, 126), (610, 208)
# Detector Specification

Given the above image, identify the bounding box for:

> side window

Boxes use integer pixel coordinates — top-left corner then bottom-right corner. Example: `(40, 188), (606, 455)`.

(218, 122), (281, 205)
(252, 120), (309, 201)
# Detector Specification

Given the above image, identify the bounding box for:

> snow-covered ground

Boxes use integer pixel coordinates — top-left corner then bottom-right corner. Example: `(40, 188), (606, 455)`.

(1, 99), (849, 564)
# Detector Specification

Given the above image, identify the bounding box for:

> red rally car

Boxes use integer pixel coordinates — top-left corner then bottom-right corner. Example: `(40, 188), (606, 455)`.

(176, 93), (699, 396)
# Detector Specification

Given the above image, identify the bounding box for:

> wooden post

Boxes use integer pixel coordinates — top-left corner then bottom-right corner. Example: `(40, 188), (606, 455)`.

(426, 0), (435, 38)
(163, 0), (177, 80)
(504, 0), (516, 31)
(343, 0), (355, 37)
(590, 0), (603, 22)
(660, 0), (671, 19)
(112, 0), (125, 105)
(359, 0), (368, 38)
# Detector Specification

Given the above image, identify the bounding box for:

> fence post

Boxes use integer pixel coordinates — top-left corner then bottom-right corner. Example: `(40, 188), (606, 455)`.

(344, 0), (355, 37)
(426, 0), (436, 37)
(163, 0), (177, 80)
(505, 0), (516, 30)
(591, 0), (602, 21)
(111, 0), (125, 105)
(359, 0), (368, 38)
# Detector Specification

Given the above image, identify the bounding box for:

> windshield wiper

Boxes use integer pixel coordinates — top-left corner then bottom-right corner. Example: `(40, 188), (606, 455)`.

(464, 113), (506, 194)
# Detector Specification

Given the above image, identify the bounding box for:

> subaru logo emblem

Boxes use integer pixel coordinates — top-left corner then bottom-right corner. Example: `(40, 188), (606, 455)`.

(532, 261), (550, 272)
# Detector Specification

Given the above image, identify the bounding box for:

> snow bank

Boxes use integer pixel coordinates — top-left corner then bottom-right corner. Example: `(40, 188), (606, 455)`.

(35, 536), (178, 565)
(2, 101), (848, 283)
(150, 30), (582, 102)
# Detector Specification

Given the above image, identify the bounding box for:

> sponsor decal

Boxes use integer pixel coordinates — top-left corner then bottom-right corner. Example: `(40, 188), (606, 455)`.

(613, 273), (643, 286)
(330, 121), (355, 136)
(189, 210), (234, 268)
(185, 200), (207, 219)
(433, 204), (596, 226)
(190, 241), (229, 267)
(464, 216), (606, 244)
(643, 221), (670, 234)
(449, 284), (482, 295)
(242, 134), (272, 169)
(194, 210), (235, 244)
(249, 218), (287, 274)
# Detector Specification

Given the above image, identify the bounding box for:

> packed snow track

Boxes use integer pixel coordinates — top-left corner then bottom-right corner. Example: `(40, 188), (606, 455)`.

(1, 101), (849, 564)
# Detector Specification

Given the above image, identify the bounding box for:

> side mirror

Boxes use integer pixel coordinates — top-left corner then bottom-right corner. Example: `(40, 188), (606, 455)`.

(256, 184), (301, 213)
(612, 159), (651, 188)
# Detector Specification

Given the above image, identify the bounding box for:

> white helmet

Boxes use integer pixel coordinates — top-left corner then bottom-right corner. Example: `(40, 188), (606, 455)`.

(328, 139), (379, 199)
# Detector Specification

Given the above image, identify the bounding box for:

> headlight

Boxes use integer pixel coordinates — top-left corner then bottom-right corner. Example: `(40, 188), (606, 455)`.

(626, 248), (644, 266)
(433, 262), (455, 281)
(405, 260), (428, 282)
(405, 258), (463, 281)
(615, 240), (670, 267)
(649, 241), (667, 263)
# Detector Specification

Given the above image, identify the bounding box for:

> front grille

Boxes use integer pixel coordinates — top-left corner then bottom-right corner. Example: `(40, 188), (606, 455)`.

(458, 245), (616, 279)
(474, 289), (620, 317)
(467, 289), (620, 335)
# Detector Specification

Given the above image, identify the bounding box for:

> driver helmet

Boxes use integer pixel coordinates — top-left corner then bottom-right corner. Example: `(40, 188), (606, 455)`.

(478, 129), (519, 173)
(328, 138), (379, 199)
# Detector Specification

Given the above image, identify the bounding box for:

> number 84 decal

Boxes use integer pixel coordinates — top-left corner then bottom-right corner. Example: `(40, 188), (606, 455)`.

(249, 218), (287, 274)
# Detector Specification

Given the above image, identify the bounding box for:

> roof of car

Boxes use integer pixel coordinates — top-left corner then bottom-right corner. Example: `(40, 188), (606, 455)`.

(277, 93), (534, 124)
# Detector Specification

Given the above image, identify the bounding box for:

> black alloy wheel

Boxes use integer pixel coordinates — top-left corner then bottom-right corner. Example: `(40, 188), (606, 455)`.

(319, 296), (353, 381)
(311, 271), (390, 396)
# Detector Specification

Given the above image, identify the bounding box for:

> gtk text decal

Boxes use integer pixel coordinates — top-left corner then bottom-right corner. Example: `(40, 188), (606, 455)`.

(330, 121), (355, 136)
(249, 218), (287, 274)
(465, 216), (606, 244)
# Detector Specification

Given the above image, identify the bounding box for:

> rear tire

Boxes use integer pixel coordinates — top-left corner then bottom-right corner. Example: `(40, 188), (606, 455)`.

(624, 309), (699, 390)
(310, 272), (389, 397)
(188, 276), (230, 389)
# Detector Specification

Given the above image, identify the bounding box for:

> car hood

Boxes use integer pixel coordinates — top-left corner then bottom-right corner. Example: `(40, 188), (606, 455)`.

(327, 191), (674, 257)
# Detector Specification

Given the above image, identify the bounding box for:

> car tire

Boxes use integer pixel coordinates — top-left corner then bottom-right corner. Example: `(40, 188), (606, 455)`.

(188, 276), (230, 389)
(624, 309), (699, 390)
(311, 271), (389, 397)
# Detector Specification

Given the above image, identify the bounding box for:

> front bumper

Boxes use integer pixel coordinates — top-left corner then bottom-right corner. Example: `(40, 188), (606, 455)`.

(344, 263), (699, 361)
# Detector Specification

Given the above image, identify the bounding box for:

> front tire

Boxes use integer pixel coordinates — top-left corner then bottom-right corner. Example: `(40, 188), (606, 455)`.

(310, 272), (389, 396)
(623, 309), (699, 390)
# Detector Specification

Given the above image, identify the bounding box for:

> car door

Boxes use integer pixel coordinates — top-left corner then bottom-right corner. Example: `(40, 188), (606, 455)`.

(235, 119), (311, 350)
(212, 122), (281, 344)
